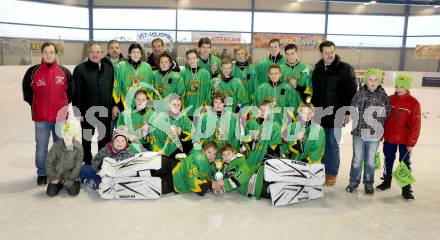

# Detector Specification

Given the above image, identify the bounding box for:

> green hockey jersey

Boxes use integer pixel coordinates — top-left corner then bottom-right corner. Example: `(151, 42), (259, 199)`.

(255, 54), (286, 87)
(222, 155), (256, 196)
(147, 111), (192, 157)
(280, 61), (313, 101)
(231, 62), (258, 99)
(152, 70), (184, 99)
(192, 109), (240, 152)
(116, 107), (153, 146)
(198, 54), (222, 77)
(172, 150), (213, 193)
(180, 67), (212, 117)
(281, 121), (325, 164)
(243, 117), (282, 166)
(212, 76), (250, 111)
(254, 81), (302, 123)
(113, 60), (154, 109)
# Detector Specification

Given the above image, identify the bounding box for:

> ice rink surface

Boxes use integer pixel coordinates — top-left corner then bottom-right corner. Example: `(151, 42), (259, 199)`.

(1, 72), (439, 240)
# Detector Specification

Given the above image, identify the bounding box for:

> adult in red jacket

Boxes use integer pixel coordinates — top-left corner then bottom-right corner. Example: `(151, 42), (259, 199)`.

(22, 42), (73, 185)
(377, 74), (421, 200)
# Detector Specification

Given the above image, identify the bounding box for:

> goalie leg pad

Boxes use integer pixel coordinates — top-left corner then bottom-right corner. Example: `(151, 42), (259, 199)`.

(269, 183), (323, 207)
(264, 159), (325, 186)
(99, 152), (162, 178)
(98, 176), (162, 200)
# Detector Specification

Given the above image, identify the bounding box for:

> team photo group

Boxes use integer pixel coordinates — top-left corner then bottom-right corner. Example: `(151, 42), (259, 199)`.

(21, 35), (421, 206)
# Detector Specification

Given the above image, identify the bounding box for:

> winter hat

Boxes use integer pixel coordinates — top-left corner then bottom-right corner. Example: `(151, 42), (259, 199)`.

(363, 68), (383, 83)
(62, 122), (77, 136)
(112, 128), (129, 142)
(395, 74), (412, 90)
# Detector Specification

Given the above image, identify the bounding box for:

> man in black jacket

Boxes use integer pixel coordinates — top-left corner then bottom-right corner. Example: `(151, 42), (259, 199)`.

(311, 41), (357, 186)
(73, 42), (114, 164)
(102, 39), (124, 137)
(146, 38), (180, 72)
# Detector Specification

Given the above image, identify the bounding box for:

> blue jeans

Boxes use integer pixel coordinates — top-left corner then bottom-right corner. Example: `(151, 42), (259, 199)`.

(383, 141), (412, 177)
(35, 121), (62, 176)
(323, 128), (342, 176)
(349, 136), (380, 185)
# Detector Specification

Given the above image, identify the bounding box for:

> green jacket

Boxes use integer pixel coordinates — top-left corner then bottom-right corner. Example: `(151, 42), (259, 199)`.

(212, 76), (250, 111)
(222, 155), (256, 196)
(255, 54), (286, 86)
(281, 122), (325, 164)
(243, 117), (282, 166)
(152, 70), (184, 99)
(180, 67), (212, 116)
(46, 140), (84, 188)
(113, 60), (154, 109)
(232, 62), (258, 98)
(280, 61), (313, 101)
(148, 112), (192, 157)
(172, 150), (213, 194)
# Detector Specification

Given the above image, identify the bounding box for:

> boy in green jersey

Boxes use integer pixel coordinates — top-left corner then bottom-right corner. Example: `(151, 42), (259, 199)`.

(192, 92), (240, 153)
(242, 100), (282, 166)
(180, 49), (212, 118)
(212, 57), (249, 112)
(280, 43), (312, 102)
(197, 37), (222, 78)
(147, 94), (192, 158)
(151, 52), (184, 99)
(113, 43), (154, 109)
(116, 89), (153, 152)
(255, 38), (286, 85)
(254, 64), (302, 124)
(172, 142), (218, 195)
(231, 45), (257, 98)
(211, 144), (255, 196)
(281, 101), (325, 164)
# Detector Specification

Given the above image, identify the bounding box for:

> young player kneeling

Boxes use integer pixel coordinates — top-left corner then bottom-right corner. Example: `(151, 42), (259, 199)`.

(247, 102), (325, 206)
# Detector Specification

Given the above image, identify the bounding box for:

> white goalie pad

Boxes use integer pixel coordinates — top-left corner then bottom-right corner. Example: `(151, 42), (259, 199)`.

(269, 183), (323, 207)
(99, 152), (161, 178)
(264, 159), (325, 186)
(99, 176), (162, 200)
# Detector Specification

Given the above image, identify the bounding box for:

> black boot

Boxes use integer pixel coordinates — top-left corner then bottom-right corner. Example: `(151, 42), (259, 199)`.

(402, 185), (415, 201)
(365, 183), (374, 196)
(66, 180), (81, 196)
(376, 175), (392, 191)
(37, 176), (47, 186)
(47, 183), (62, 197)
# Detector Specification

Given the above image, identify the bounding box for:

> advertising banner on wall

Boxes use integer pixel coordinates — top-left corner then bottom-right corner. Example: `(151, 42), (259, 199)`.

(415, 44), (440, 60)
(252, 33), (326, 49)
(136, 31), (176, 57)
(191, 32), (242, 46)
(1, 39), (31, 65)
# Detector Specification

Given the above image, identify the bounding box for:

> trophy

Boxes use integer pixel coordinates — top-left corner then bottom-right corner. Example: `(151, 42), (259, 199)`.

(214, 159), (225, 194)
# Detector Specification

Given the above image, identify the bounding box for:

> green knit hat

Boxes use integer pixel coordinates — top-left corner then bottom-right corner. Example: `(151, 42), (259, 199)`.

(62, 122), (77, 136)
(395, 74), (412, 90)
(363, 68), (383, 83)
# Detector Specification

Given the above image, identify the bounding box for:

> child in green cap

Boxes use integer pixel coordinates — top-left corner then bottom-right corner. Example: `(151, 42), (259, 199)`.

(377, 74), (421, 200)
(346, 68), (391, 196)
(46, 122), (84, 197)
